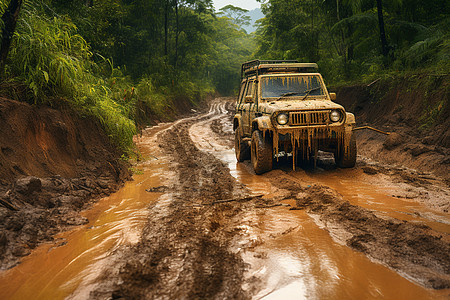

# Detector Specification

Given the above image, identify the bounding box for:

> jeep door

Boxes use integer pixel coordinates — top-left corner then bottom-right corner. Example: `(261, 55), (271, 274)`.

(248, 79), (259, 130)
(241, 79), (255, 136)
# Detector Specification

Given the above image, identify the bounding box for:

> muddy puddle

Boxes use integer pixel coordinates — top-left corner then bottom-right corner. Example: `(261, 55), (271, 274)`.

(225, 165), (446, 299)
(0, 125), (171, 300)
(289, 168), (450, 235)
(238, 202), (447, 299)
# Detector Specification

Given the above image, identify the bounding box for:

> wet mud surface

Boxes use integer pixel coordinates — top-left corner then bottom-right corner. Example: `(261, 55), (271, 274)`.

(93, 99), (449, 299)
(1, 98), (449, 299)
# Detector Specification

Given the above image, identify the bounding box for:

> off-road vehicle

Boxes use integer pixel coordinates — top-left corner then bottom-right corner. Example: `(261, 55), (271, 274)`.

(233, 60), (356, 174)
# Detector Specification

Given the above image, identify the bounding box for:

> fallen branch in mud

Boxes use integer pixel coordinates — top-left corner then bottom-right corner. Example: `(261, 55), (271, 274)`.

(146, 186), (169, 193)
(255, 203), (287, 209)
(186, 196), (291, 208)
(353, 126), (391, 135)
(211, 194), (264, 205)
(0, 197), (18, 211)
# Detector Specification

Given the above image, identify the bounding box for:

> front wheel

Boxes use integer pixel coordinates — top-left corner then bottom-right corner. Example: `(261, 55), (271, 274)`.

(334, 133), (357, 168)
(235, 127), (250, 162)
(251, 130), (273, 174)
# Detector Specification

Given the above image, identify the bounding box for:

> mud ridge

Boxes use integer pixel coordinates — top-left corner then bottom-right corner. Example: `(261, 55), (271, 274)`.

(263, 170), (450, 289)
(91, 110), (277, 299)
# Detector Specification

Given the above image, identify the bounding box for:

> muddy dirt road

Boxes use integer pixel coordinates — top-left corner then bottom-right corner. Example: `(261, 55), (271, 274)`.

(1, 98), (449, 299)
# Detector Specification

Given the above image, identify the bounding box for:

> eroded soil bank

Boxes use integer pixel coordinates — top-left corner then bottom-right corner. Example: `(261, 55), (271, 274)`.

(334, 75), (449, 181)
(0, 93), (207, 270)
(0, 97), (130, 269)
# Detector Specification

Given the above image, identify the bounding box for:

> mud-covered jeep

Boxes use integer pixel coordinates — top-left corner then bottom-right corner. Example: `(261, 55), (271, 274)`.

(233, 60), (356, 174)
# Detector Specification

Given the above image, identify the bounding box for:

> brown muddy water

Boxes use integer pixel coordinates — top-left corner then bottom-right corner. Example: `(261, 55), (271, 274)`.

(291, 168), (450, 235)
(0, 102), (448, 299)
(0, 124), (172, 299)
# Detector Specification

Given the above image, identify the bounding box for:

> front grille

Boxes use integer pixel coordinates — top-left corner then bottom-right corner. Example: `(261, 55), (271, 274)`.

(290, 111), (329, 125)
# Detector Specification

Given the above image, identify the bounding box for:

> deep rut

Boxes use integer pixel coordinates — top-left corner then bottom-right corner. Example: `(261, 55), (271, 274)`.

(92, 102), (255, 299)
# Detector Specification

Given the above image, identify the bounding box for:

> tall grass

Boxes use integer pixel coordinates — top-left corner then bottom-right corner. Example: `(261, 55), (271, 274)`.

(1, 1), (214, 154)
(10, 13), (88, 101)
(4, 2), (137, 153)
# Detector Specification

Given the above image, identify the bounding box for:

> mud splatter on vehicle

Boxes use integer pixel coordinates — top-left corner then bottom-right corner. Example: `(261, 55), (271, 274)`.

(233, 60), (356, 174)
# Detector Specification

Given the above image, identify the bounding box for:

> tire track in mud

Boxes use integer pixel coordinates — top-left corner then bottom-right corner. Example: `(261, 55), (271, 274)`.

(90, 100), (277, 299)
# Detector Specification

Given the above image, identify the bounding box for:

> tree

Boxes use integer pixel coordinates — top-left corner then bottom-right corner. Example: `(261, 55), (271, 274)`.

(376, 0), (389, 58)
(218, 5), (251, 29)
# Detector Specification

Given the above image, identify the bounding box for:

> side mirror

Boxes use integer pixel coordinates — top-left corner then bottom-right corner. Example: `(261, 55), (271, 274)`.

(329, 92), (336, 100)
(245, 95), (254, 103)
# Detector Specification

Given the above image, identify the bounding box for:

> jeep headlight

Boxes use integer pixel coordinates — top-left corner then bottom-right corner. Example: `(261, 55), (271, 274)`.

(277, 113), (289, 125)
(330, 110), (342, 122)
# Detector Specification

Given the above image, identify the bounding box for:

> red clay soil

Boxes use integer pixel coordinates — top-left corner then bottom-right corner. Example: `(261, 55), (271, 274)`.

(334, 75), (449, 181)
(0, 97), (130, 269)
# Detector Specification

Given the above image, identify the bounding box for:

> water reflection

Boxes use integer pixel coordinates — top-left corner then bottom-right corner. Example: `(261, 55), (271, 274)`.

(0, 125), (170, 300)
(291, 168), (450, 234)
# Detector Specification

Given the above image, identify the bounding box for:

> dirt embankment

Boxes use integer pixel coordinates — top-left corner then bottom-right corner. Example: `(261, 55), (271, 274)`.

(334, 75), (449, 180)
(0, 97), (130, 269)
(0, 90), (208, 270)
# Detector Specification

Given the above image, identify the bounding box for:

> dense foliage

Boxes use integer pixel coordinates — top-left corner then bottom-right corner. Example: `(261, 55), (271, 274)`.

(0, 0), (448, 153)
(46, 0), (255, 94)
(0, 0), (255, 153)
(255, 0), (449, 84)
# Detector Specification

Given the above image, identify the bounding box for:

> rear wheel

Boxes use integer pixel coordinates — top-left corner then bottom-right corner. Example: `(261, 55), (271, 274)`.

(251, 130), (273, 174)
(235, 127), (250, 162)
(335, 133), (357, 168)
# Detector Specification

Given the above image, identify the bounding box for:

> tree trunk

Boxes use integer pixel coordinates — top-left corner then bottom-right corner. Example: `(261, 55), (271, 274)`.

(376, 0), (389, 57)
(336, 0), (340, 21)
(164, 0), (169, 56)
(174, 0), (178, 68)
(311, 0), (318, 61)
(335, 0), (346, 60)
(0, 0), (23, 76)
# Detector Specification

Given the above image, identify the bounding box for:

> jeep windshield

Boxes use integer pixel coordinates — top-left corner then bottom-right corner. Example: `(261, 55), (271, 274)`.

(261, 75), (325, 100)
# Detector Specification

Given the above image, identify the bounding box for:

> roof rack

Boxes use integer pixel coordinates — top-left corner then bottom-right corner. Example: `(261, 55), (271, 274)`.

(241, 60), (318, 79)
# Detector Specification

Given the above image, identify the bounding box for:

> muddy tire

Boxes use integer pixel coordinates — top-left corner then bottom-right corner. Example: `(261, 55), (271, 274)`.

(251, 130), (273, 174)
(335, 133), (357, 168)
(235, 128), (250, 162)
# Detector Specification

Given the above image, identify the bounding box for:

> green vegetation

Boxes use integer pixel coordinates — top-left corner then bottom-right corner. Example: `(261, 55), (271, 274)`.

(0, 0), (448, 153)
(254, 0), (449, 85)
(0, 0), (255, 154)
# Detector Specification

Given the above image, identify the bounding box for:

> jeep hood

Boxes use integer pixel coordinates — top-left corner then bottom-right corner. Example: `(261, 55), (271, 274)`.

(261, 100), (344, 114)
